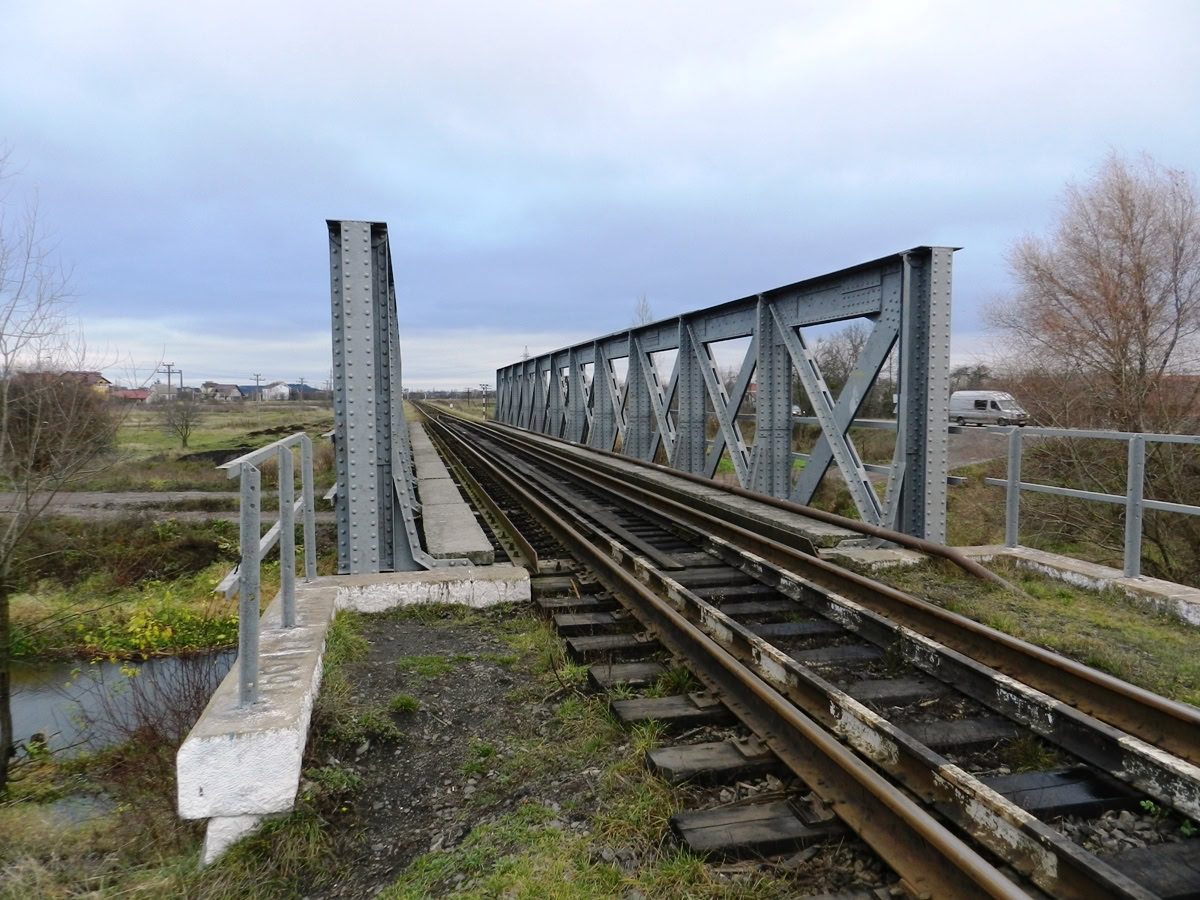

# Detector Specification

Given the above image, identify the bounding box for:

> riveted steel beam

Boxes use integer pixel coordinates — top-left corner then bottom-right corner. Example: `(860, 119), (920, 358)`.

(328, 220), (470, 572)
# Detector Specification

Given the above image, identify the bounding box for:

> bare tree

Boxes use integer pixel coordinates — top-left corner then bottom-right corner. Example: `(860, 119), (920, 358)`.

(950, 363), (993, 393)
(988, 153), (1200, 584)
(0, 147), (124, 791)
(159, 393), (204, 449)
(632, 294), (654, 327)
(989, 152), (1200, 432)
(812, 320), (870, 392)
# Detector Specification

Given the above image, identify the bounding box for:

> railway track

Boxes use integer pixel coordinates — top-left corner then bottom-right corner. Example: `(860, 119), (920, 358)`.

(415, 402), (1200, 900)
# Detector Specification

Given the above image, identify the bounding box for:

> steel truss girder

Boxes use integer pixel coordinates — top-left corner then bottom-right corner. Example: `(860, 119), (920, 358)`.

(494, 247), (954, 541)
(328, 220), (468, 573)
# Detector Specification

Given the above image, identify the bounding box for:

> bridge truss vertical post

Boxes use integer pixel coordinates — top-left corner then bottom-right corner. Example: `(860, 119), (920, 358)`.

(328, 220), (435, 574)
(896, 248), (953, 544)
(625, 334), (653, 459)
(751, 296), (793, 497)
(566, 347), (587, 443)
(329, 221), (382, 574)
(675, 321), (706, 473)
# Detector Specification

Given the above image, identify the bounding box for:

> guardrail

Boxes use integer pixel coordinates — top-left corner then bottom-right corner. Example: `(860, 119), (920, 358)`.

(979, 425), (1200, 578)
(216, 433), (318, 704)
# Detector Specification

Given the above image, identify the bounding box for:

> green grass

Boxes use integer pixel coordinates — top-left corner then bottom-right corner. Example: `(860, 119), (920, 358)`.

(68, 401), (335, 492)
(644, 665), (700, 698)
(389, 693), (420, 714)
(8, 519), (339, 659)
(315, 613), (404, 746)
(886, 559), (1200, 706)
(394, 653), (472, 679)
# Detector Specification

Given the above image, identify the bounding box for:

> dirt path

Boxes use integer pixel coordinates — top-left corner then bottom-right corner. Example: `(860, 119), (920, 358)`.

(0, 490), (335, 522)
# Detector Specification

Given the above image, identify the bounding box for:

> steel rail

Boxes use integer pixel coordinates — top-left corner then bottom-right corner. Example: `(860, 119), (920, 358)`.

(432, 416), (1161, 900)
(459, 404), (1023, 593)
(439, 414), (1200, 820)
(437, 409), (1200, 768)
(424, 416), (1031, 900)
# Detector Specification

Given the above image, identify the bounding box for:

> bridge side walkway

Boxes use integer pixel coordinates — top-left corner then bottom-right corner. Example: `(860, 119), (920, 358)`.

(410, 422), (494, 564)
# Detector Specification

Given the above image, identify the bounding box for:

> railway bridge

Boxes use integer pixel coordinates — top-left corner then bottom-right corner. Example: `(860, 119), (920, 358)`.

(178, 221), (1200, 898)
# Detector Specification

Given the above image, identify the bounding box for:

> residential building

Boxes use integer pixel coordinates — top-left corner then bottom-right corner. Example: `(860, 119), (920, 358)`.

(261, 380), (291, 401)
(62, 371), (113, 393)
(202, 381), (243, 401)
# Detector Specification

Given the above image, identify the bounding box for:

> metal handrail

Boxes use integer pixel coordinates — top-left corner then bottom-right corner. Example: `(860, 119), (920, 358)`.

(216, 432), (318, 704)
(980, 426), (1200, 577)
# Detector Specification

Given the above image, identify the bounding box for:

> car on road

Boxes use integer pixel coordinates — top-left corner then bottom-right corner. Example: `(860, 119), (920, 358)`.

(949, 390), (1028, 426)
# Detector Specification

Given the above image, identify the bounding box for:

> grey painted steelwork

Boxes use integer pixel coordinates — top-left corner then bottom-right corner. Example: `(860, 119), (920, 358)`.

(217, 432), (319, 705)
(237, 464), (261, 704)
(495, 248), (956, 541)
(984, 426), (1200, 578)
(328, 220), (470, 574)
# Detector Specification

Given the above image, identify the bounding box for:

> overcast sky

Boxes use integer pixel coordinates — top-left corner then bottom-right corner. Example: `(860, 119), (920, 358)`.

(3, 0), (1198, 388)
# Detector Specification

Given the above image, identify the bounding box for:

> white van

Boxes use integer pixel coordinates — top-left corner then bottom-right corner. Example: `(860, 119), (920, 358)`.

(949, 391), (1028, 426)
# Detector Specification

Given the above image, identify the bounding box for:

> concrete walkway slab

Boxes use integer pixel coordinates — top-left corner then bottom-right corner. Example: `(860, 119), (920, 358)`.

(960, 545), (1200, 627)
(412, 447), (451, 481)
(424, 503), (494, 563)
(409, 423), (494, 564)
(417, 477), (466, 506)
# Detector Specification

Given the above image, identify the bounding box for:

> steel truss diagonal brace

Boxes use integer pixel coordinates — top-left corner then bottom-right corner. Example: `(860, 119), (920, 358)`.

(688, 323), (750, 485)
(790, 317), (899, 507)
(634, 337), (678, 463)
(772, 307), (883, 526)
(703, 335), (756, 482)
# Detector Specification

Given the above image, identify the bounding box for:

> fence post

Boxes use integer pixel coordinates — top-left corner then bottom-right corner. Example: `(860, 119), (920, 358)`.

(1005, 428), (1022, 548)
(301, 435), (317, 582)
(238, 463), (262, 705)
(1124, 435), (1146, 578)
(278, 445), (296, 628)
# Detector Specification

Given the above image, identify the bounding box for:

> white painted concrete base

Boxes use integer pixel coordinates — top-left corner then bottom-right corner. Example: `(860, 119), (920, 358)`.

(960, 545), (1200, 626)
(177, 565), (530, 866)
(334, 566), (530, 613)
(201, 814), (265, 865)
(177, 584), (336, 822)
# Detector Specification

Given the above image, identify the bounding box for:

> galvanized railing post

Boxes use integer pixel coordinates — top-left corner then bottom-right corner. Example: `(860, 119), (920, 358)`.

(1124, 435), (1146, 577)
(238, 463), (262, 705)
(278, 445), (296, 627)
(1004, 428), (1022, 548)
(301, 435), (317, 582)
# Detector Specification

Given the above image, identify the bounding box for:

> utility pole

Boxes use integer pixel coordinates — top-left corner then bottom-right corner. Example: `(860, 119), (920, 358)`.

(158, 362), (175, 401)
(252, 373), (263, 402)
(297, 376), (307, 401)
(177, 370), (184, 396)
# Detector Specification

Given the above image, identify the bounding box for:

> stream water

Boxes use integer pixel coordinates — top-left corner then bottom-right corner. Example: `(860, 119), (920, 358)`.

(10, 651), (234, 752)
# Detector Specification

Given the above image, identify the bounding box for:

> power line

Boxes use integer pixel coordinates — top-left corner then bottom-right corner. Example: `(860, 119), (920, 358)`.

(158, 362), (175, 400)
(252, 373), (263, 402)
